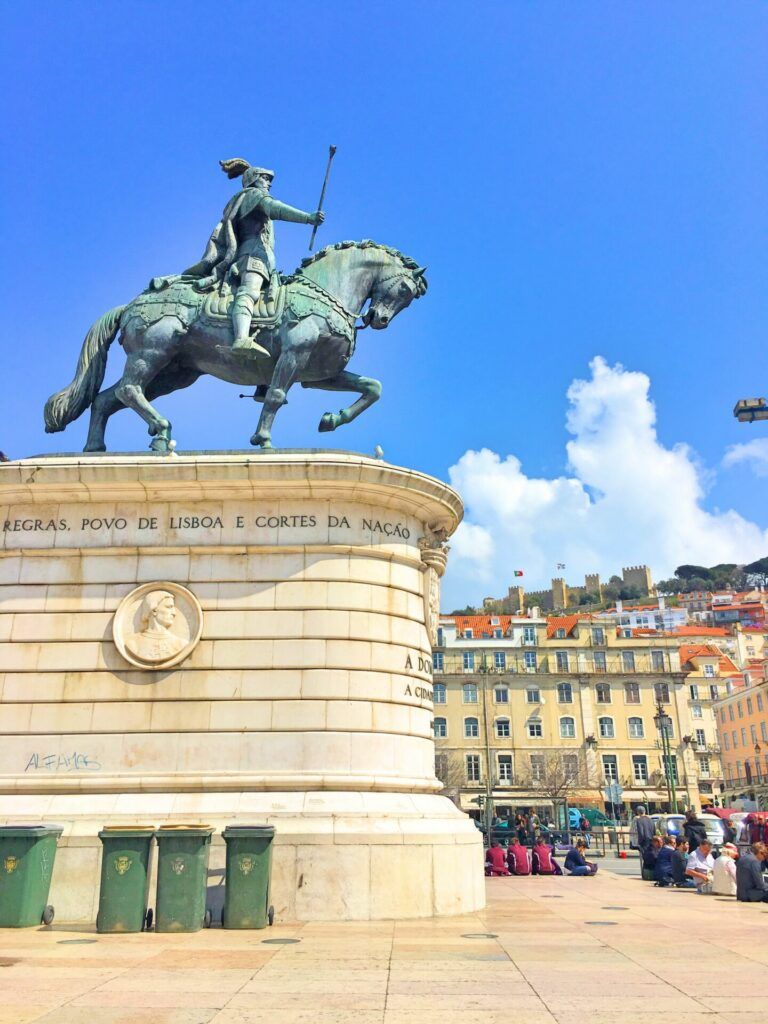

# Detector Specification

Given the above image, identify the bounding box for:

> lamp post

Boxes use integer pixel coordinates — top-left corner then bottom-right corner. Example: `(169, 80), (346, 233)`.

(755, 742), (763, 811)
(654, 702), (678, 813)
(478, 654), (494, 845)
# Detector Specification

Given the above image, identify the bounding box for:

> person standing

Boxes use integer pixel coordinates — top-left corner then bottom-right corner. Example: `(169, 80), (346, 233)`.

(736, 842), (768, 902)
(630, 805), (655, 866)
(683, 809), (707, 853)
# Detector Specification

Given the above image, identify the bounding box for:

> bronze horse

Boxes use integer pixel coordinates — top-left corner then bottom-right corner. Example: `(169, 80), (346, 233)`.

(44, 240), (427, 451)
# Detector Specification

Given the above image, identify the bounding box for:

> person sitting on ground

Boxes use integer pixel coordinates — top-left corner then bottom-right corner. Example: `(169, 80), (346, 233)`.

(686, 838), (715, 894)
(683, 808), (707, 853)
(485, 840), (511, 876)
(532, 838), (560, 875)
(564, 838), (598, 876)
(654, 835), (676, 886)
(736, 841), (768, 903)
(642, 834), (663, 880)
(712, 842), (739, 897)
(671, 837), (695, 888)
(507, 835), (532, 875)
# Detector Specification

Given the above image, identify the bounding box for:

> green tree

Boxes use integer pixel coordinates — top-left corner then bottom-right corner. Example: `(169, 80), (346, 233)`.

(744, 556), (768, 586)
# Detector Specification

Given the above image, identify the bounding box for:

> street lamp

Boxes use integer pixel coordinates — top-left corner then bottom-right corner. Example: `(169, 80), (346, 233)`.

(478, 655), (494, 845)
(654, 702), (678, 813)
(756, 743), (763, 810)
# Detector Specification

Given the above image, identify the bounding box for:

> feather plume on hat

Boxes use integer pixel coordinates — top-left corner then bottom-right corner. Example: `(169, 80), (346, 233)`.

(219, 158), (251, 179)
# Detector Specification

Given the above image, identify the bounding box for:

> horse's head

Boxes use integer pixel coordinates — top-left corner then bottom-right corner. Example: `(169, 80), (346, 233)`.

(364, 260), (428, 330)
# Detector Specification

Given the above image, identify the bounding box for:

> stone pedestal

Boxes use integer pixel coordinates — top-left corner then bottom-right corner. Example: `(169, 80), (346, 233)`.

(0, 451), (484, 921)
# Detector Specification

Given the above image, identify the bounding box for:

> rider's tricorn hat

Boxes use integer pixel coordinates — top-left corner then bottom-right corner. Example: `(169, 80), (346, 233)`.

(220, 158), (274, 187)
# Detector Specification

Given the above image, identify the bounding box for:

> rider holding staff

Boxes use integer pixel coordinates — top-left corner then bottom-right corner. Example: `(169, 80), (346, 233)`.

(184, 158), (325, 357)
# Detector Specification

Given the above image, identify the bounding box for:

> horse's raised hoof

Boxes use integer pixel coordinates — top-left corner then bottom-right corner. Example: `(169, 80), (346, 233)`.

(319, 412), (338, 433)
(250, 432), (273, 449)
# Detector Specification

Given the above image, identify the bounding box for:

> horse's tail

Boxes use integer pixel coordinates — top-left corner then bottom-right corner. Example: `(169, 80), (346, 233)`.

(44, 304), (127, 433)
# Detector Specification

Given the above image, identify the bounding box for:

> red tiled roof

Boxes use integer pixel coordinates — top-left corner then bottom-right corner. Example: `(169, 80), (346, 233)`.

(679, 643), (739, 674)
(667, 626), (730, 636)
(449, 615), (515, 637)
(546, 615), (580, 639)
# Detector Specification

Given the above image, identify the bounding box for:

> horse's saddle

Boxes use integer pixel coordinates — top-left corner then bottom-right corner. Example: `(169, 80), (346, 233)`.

(201, 271), (286, 327)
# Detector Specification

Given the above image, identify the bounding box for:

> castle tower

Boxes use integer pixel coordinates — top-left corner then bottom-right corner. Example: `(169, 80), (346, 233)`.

(507, 585), (525, 614)
(585, 572), (603, 601)
(622, 565), (653, 594)
(551, 577), (568, 609)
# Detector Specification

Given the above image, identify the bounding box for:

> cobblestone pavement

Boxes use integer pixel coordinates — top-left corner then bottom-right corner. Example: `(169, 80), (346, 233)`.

(0, 871), (766, 1024)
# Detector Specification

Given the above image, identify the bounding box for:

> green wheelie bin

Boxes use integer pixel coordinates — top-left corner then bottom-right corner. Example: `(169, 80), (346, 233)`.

(154, 825), (213, 932)
(222, 824), (275, 929)
(0, 824), (63, 927)
(96, 826), (155, 933)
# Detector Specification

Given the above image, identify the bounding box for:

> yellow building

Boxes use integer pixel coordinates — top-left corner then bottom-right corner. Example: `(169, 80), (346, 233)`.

(432, 613), (724, 819)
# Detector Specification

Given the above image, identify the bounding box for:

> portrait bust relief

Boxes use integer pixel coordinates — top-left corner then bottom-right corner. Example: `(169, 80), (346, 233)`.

(113, 582), (203, 669)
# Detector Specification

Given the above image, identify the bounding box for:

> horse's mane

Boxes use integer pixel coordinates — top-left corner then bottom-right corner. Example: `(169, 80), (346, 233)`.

(298, 239), (423, 276)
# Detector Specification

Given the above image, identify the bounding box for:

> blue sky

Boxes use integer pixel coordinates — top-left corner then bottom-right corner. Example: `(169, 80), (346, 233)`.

(2, 3), (767, 603)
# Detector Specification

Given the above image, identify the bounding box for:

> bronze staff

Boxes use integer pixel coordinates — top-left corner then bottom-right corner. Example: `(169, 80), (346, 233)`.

(309, 145), (337, 251)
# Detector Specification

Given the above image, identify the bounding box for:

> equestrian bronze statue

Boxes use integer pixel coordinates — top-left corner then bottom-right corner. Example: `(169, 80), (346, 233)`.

(44, 157), (427, 451)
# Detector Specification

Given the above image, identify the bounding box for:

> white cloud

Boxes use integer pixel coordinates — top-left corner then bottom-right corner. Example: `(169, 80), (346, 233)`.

(443, 357), (768, 608)
(723, 438), (768, 478)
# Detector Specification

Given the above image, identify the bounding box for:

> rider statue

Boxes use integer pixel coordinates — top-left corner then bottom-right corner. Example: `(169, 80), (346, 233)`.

(183, 158), (325, 357)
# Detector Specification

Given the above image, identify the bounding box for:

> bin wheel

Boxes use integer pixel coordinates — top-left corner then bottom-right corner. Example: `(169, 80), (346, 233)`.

(267, 905), (275, 927)
(203, 909), (212, 929)
(42, 905), (55, 926)
(144, 908), (153, 932)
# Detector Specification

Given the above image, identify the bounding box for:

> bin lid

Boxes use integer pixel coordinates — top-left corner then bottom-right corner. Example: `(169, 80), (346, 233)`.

(98, 825), (156, 837)
(156, 823), (213, 837)
(222, 825), (275, 838)
(0, 823), (64, 837)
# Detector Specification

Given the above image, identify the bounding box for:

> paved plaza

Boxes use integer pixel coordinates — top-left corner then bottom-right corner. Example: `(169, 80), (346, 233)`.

(0, 866), (766, 1024)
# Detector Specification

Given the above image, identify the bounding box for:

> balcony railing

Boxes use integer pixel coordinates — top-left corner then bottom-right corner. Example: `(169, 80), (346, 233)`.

(435, 653), (676, 675)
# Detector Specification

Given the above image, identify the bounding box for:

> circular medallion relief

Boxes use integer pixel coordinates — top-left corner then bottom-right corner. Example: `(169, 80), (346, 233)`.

(113, 582), (203, 670)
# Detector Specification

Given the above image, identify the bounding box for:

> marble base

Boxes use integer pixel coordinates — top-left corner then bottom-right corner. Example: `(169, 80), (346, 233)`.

(0, 451), (484, 921)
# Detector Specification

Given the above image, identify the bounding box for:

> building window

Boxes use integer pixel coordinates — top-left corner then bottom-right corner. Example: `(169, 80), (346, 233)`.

(747, 697), (754, 715)
(602, 755), (618, 782)
(556, 651), (570, 671)
(658, 718), (675, 739)
(592, 627), (605, 645)
(527, 720), (543, 738)
(624, 682), (640, 704)
(654, 682), (670, 703)
(689, 684), (699, 700)
(433, 717), (447, 738)
(723, 733), (730, 750)
(494, 686), (509, 704)
(523, 626), (537, 645)
(557, 682), (573, 703)
(463, 629), (473, 639)
(738, 701), (744, 718)
(695, 728), (706, 746)
(751, 724), (758, 744)
(594, 651), (607, 673)
(703, 664), (715, 678)
(462, 651), (475, 672)
(526, 687), (540, 704)
(728, 705), (734, 722)
(632, 754), (648, 783)
(433, 682), (446, 704)
(692, 704), (702, 719)
(436, 627), (444, 647)
(599, 716), (615, 739)
(462, 683), (478, 703)
(732, 730), (738, 748)
(622, 651), (636, 672)
(495, 718), (510, 738)
(494, 651), (506, 670)
(493, 629), (503, 639)
(709, 684), (719, 701)
(563, 753), (579, 779)
(596, 682), (612, 704)
(466, 754), (481, 782)
(651, 650), (665, 671)
(757, 693), (764, 712)
(464, 717), (479, 738)
(498, 754), (513, 782)
(741, 727), (747, 746)
(663, 755), (679, 783)
(524, 651), (538, 671)
(555, 627), (567, 639)
(628, 716), (644, 738)
(560, 716), (576, 739)
(530, 754), (544, 781)
(433, 652), (444, 672)
(762, 721), (768, 742)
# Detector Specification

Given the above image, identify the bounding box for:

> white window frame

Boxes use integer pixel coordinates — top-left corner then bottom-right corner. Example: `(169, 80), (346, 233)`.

(598, 716), (615, 739)
(559, 716), (576, 739)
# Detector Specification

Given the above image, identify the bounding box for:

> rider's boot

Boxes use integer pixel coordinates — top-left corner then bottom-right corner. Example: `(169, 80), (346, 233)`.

(231, 292), (270, 358)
